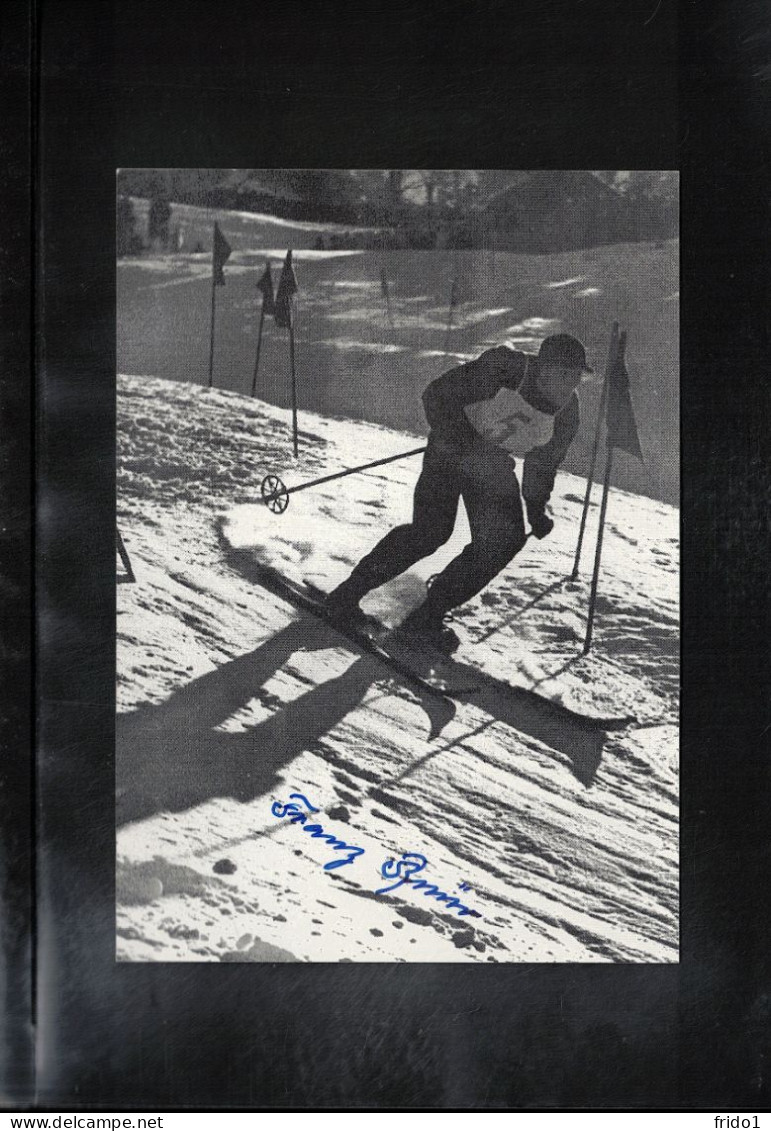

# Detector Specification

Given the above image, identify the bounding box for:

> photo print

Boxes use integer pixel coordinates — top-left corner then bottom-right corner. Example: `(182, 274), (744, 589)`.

(116, 169), (679, 963)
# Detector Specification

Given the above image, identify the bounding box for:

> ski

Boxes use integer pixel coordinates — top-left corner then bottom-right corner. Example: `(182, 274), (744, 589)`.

(247, 562), (635, 731)
(299, 581), (637, 731)
(247, 562), (479, 701)
(300, 581), (483, 694)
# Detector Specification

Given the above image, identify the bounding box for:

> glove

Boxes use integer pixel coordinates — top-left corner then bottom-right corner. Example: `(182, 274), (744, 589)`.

(529, 511), (554, 540)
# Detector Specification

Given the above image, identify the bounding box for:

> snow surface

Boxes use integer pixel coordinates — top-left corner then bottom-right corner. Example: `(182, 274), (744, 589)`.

(117, 374), (678, 964)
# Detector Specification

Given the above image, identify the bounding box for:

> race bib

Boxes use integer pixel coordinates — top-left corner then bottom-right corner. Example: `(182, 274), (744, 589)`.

(464, 388), (555, 455)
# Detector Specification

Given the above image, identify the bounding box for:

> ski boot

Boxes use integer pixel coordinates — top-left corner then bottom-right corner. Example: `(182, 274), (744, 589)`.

(397, 603), (460, 655)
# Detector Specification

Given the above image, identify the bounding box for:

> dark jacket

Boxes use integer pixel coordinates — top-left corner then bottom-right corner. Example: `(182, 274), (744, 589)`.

(422, 345), (580, 520)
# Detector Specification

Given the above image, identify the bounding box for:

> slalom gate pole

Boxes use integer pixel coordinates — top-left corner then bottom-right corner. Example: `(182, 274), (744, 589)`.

(208, 273), (217, 388)
(380, 266), (394, 329)
(251, 301), (266, 397)
(289, 318), (298, 458)
(583, 441), (615, 654)
(116, 529), (136, 584)
(571, 321), (619, 580)
(263, 446), (426, 504)
(444, 277), (456, 355)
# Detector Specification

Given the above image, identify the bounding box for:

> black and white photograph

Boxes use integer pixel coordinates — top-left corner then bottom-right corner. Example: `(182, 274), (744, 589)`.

(14, 0), (770, 1109)
(115, 168), (679, 964)
(17, 0), (769, 1108)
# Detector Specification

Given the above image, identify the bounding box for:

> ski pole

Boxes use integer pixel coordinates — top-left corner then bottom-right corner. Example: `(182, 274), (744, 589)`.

(261, 446), (427, 513)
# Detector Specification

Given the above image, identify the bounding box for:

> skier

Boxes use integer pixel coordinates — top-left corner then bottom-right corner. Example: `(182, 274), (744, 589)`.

(326, 333), (592, 649)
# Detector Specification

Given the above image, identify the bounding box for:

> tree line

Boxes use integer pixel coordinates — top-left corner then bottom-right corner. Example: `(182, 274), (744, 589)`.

(117, 169), (678, 255)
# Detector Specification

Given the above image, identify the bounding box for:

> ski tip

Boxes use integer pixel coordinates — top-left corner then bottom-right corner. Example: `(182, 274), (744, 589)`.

(594, 715), (638, 731)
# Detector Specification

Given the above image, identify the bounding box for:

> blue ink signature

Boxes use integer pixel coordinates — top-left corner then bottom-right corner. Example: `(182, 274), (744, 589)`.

(376, 853), (481, 918)
(271, 792), (365, 871)
(271, 793), (482, 918)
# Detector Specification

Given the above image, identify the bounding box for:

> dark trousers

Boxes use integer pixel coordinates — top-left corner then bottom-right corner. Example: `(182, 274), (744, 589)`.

(343, 437), (527, 616)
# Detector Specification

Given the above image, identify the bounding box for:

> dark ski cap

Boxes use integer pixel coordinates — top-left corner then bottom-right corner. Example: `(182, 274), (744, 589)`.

(538, 334), (593, 373)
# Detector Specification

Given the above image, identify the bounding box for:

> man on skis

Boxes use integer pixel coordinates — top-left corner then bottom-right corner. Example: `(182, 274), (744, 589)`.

(326, 333), (592, 650)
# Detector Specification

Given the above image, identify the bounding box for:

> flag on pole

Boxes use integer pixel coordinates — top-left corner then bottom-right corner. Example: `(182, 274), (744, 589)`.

(252, 260), (275, 397)
(212, 222), (232, 286)
(274, 249), (298, 328)
(208, 223), (231, 387)
(606, 339), (644, 460)
(256, 261), (275, 313)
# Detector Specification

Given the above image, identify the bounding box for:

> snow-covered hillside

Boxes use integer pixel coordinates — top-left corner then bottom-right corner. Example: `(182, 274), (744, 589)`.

(118, 234), (679, 502)
(117, 375), (678, 964)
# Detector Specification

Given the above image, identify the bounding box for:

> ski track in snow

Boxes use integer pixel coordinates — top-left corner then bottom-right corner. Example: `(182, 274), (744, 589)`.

(117, 374), (679, 964)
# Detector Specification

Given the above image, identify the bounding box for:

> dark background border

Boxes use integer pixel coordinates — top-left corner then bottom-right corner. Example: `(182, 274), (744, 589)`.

(2, 0), (35, 1105)
(25, 0), (769, 1110)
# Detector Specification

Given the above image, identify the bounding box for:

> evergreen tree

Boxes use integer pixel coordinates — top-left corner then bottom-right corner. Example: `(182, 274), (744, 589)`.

(116, 195), (141, 256)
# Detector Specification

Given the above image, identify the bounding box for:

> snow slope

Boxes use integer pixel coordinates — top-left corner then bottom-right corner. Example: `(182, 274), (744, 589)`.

(117, 374), (678, 963)
(118, 235), (679, 502)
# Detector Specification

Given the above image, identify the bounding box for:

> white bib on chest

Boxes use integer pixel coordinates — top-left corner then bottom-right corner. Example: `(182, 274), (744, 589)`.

(464, 388), (555, 456)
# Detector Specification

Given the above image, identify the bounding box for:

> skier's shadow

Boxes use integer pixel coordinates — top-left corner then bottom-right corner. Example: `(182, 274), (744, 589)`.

(117, 614), (455, 826)
(119, 609), (607, 827)
(395, 647), (607, 788)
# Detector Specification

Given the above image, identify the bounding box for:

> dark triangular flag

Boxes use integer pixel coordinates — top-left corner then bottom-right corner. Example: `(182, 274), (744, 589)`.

(212, 222), (232, 286)
(606, 333), (644, 460)
(256, 261), (275, 314)
(274, 249), (298, 329)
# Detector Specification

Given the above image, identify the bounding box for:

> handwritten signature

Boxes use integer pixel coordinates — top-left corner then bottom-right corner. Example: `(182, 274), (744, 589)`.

(270, 793), (365, 870)
(376, 853), (481, 918)
(271, 791), (481, 919)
